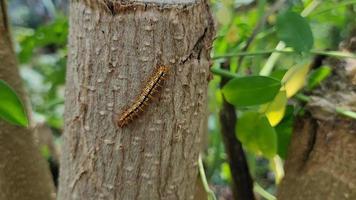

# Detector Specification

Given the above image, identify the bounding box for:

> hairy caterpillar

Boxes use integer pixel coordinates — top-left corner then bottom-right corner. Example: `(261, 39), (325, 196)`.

(117, 66), (169, 128)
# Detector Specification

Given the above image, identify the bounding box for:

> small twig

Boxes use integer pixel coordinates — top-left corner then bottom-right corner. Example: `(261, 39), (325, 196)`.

(254, 182), (276, 200)
(210, 67), (240, 79)
(237, 0), (287, 70)
(335, 107), (356, 119)
(198, 154), (217, 200)
(213, 49), (356, 60)
(294, 94), (356, 120)
(309, 0), (356, 17)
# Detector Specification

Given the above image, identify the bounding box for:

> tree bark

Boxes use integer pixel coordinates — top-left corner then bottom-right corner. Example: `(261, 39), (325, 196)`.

(0, 1), (56, 199)
(58, 0), (214, 199)
(278, 39), (356, 199)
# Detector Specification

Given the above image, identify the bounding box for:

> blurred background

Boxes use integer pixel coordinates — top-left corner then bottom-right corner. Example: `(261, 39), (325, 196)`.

(7, 0), (356, 199)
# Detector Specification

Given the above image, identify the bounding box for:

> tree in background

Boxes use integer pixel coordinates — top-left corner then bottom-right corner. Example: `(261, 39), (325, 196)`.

(278, 36), (356, 199)
(0, 0), (55, 199)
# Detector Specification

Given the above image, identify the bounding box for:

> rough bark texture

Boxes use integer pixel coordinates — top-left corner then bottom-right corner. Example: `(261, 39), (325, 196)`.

(278, 39), (356, 200)
(58, 0), (214, 199)
(0, 1), (56, 199)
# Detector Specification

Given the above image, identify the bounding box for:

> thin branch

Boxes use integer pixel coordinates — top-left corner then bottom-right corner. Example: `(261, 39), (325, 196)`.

(296, 94), (356, 120)
(210, 67), (240, 79)
(213, 49), (356, 60)
(309, 0), (356, 17)
(198, 155), (217, 200)
(219, 61), (255, 200)
(234, 1), (257, 13)
(254, 182), (276, 200)
(336, 107), (356, 119)
(237, 0), (287, 70)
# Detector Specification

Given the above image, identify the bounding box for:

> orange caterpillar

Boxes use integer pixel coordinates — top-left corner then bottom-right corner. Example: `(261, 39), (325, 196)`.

(117, 66), (169, 128)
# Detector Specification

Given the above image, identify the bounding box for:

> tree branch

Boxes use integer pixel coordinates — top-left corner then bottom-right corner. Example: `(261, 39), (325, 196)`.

(219, 61), (255, 200)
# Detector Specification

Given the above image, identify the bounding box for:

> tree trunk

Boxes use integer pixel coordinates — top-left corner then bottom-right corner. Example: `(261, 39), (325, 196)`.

(278, 38), (356, 199)
(0, 1), (56, 199)
(58, 0), (214, 199)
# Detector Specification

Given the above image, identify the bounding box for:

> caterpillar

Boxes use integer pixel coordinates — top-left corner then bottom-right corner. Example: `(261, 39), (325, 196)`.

(117, 65), (169, 128)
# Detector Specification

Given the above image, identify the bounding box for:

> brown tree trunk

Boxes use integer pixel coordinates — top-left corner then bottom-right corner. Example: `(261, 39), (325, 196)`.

(0, 1), (55, 199)
(278, 38), (356, 200)
(58, 0), (214, 199)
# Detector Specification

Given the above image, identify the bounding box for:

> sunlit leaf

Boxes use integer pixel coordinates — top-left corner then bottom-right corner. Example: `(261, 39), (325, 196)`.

(262, 90), (288, 126)
(220, 162), (232, 182)
(276, 11), (314, 52)
(236, 111), (277, 158)
(269, 156), (284, 184)
(256, 115), (277, 158)
(282, 64), (310, 97)
(0, 80), (28, 126)
(222, 76), (281, 107)
(307, 66), (332, 90)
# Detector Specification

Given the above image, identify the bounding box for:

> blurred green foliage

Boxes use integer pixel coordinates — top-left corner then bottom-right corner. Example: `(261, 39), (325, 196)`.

(14, 16), (68, 129)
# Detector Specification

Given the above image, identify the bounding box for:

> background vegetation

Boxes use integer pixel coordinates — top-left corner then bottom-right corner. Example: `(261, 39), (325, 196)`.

(1, 0), (356, 199)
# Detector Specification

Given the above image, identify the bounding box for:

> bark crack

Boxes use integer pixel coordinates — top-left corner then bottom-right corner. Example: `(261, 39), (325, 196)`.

(70, 169), (88, 192)
(103, 0), (115, 15)
(300, 118), (319, 170)
(181, 27), (208, 64)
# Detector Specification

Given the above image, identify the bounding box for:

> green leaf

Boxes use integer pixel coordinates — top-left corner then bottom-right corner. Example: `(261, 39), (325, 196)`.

(307, 66), (332, 90)
(276, 11), (314, 53)
(275, 106), (294, 159)
(262, 90), (288, 126)
(270, 69), (287, 81)
(236, 111), (277, 158)
(236, 111), (261, 153)
(256, 115), (277, 158)
(222, 76), (281, 107)
(18, 16), (68, 63)
(0, 80), (28, 126)
(282, 63), (310, 98)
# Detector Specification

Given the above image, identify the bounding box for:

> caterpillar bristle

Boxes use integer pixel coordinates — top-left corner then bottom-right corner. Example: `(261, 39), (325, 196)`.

(117, 65), (169, 128)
